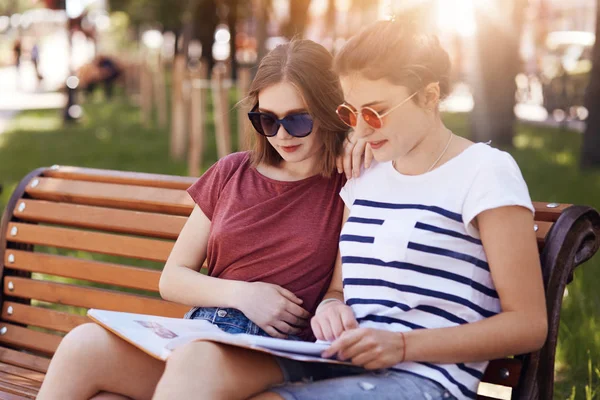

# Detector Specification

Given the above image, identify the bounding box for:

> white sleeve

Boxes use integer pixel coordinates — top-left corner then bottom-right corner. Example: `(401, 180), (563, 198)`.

(339, 177), (356, 208)
(462, 151), (534, 237)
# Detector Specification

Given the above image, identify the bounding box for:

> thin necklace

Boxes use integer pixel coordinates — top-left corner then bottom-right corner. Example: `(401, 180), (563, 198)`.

(427, 130), (453, 172)
(393, 130), (454, 174)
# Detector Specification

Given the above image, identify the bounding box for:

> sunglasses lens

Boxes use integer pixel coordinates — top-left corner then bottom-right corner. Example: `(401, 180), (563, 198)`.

(281, 114), (313, 137)
(248, 113), (279, 136)
(336, 105), (357, 127)
(248, 113), (265, 135)
(362, 108), (382, 129)
(260, 114), (280, 136)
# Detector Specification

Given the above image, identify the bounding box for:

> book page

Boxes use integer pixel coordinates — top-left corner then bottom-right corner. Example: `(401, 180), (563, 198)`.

(87, 309), (349, 365)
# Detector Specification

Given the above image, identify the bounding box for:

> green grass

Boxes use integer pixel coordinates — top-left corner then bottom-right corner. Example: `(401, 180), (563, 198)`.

(1, 99), (599, 397)
(0, 89), (241, 211)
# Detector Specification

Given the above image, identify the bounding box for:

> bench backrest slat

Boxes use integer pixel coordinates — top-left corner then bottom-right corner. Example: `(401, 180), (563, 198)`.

(0, 323), (60, 355)
(2, 302), (87, 333)
(7, 222), (174, 262)
(14, 200), (187, 240)
(3, 277), (188, 317)
(26, 178), (193, 215)
(44, 166), (196, 189)
(532, 201), (570, 221)
(6, 250), (161, 292)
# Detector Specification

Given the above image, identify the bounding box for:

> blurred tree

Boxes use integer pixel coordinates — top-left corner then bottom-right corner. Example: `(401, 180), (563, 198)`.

(281, 0), (311, 39)
(109, 0), (189, 38)
(469, 0), (527, 147)
(110, 0), (253, 77)
(1, 0), (41, 14)
(254, 0), (270, 62)
(581, 0), (600, 169)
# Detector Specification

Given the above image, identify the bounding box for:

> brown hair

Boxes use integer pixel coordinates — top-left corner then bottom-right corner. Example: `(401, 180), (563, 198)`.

(247, 39), (348, 177)
(334, 19), (452, 101)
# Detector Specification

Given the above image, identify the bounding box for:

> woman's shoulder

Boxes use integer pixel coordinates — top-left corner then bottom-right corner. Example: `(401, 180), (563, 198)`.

(459, 142), (521, 173)
(209, 151), (252, 175)
(216, 151), (251, 168)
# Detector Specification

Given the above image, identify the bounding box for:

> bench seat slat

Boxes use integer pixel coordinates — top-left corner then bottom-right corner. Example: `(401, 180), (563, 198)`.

(5, 250), (161, 292)
(2, 303), (88, 333)
(25, 177), (194, 215)
(0, 362), (45, 384)
(13, 200), (186, 240)
(0, 372), (41, 391)
(0, 323), (61, 355)
(3, 277), (189, 318)
(0, 379), (37, 399)
(7, 222), (173, 262)
(43, 166), (197, 190)
(0, 349), (49, 374)
(0, 389), (33, 399)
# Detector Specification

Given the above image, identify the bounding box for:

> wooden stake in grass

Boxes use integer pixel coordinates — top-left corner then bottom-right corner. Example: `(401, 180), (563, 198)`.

(237, 66), (251, 151)
(154, 54), (168, 128)
(211, 63), (232, 158)
(140, 59), (153, 128)
(188, 63), (208, 176)
(170, 54), (187, 160)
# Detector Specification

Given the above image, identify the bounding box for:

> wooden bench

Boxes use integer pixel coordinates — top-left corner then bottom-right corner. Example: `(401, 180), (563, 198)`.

(0, 166), (598, 400)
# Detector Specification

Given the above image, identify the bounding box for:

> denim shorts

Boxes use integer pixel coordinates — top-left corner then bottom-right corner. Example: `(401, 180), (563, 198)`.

(270, 365), (457, 400)
(184, 306), (272, 336)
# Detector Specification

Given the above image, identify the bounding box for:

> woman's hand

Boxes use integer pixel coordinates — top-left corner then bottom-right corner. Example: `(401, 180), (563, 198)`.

(336, 133), (374, 179)
(322, 328), (405, 370)
(311, 300), (358, 342)
(235, 282), (311, 339)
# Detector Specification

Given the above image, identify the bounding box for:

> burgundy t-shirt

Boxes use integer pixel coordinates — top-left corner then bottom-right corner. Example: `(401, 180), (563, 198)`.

(187, 152), (345, 339)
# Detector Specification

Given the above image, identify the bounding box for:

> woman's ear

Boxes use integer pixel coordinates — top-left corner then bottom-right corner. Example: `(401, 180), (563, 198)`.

(422, 81), (441, 110)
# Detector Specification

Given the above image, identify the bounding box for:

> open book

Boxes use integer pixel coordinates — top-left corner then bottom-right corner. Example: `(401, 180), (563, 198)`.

(88, 309), (349, 364)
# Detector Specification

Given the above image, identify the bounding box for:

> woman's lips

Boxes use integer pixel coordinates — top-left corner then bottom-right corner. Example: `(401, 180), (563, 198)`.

(368, 140), (387, 150)
(281, 145), (301, 153)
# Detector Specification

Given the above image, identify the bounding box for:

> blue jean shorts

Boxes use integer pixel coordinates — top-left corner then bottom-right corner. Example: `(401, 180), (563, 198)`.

(185, 307), (456, 399)
(184, 306), (272, 336)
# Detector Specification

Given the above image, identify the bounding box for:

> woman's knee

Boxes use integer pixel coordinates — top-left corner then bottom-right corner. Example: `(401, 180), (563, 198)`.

(165, 341), (225, 373)
(55, 323), (111, 358)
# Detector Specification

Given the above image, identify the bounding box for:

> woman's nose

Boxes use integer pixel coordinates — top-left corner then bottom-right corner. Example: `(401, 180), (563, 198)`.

(276, 123), (290, 138)
(353, 116), (374, 139)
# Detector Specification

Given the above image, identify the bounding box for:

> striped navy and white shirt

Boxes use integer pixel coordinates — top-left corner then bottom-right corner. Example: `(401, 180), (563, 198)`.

(339, 143), (534, 400)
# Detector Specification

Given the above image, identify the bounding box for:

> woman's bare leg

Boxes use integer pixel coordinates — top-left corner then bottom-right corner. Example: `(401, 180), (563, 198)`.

(90, 393), (132, 400)
(248, 392), (284, 400)
(37, 323), (165, 400)
(153, 341), (284, 400)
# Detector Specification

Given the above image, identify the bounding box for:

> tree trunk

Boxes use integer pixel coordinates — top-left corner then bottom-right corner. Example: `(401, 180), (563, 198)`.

(193, 0), (218, 74)
(282, 0), (311, 39)
(255, 0), (269, 64)
(227, 0), (238, 80)
(581, 0), (600, 169)
(469, 0), (526, 147)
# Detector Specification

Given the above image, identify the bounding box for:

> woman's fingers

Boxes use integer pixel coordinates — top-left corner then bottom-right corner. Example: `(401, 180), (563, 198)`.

(281, 311), (309, 328)
(264, 325), (287, 339)
(364, 143), (374, 169)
